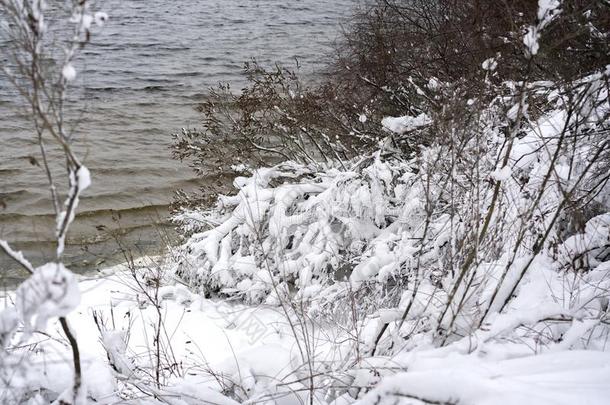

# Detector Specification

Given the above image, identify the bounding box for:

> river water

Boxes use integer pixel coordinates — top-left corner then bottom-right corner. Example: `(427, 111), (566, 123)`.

(0, 0), (361, 282)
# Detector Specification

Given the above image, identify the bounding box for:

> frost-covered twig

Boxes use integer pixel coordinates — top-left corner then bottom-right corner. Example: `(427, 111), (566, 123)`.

(0, 241), (34, 275)
(55, 165), (91, 258)
(0, 0), (107, 403)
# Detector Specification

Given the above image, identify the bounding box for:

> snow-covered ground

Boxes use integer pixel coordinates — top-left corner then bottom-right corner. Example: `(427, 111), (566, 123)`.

(1, 259), (299, 404)
(3, 259), (610, 404)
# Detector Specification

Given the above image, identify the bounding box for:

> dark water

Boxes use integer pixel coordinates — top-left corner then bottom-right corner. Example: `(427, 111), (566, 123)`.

(0, 0), (360, 282)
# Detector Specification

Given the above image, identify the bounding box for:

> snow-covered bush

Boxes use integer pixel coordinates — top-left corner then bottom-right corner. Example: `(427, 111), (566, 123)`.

(170, 60), (388, 211)
(169, 61), (610, 402)
(174, 54), (610, 354)
(168, 3), (610, 400)
(173, 156), (411, 302)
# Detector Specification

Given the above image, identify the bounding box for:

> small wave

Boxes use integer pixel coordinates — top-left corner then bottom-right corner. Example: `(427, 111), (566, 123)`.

(0, 168), (21, 176)
(0, 203), (171, 222)
(0, 220), (174, 256)
(84, 86), (125, 93)
(78, 204), (171, 219)
(171, 71), (206, 77)
(143, 85), (173, 92)
(95, 42), (191, 52)
(86, 166), (176, 176)
(139, 77), (176, 84)
(0, 189), (29, 200)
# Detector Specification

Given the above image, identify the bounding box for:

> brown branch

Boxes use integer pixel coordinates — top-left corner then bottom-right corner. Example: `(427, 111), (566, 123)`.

(60, 317), (82, 402)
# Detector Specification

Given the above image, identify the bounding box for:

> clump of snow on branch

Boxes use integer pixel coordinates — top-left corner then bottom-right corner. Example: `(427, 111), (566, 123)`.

(56, 165), (91, 256)
(523, 0), (562, 57)
(482, 57), (498, 71)
(16, 263), (81, 332)
(62, 63), (77, 81)
(381, 113), (431, 134)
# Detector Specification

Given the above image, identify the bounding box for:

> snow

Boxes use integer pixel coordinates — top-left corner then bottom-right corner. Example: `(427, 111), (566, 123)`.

(491, 166), (512, 181)
(2, 257), (609, 404)
(0, 240), (34, 273)
(381, 113), (431, 134)
(557, 213), (610, 270)
(506, 101), (528, 121)
(358, 350), (610, 405)
(159, 63), (610, 404)
(0, 307), (18, 348)
(15, 262), (80, 332)
(2, 261), (307, 403)
(56, 165), (91, 256)
(62, 64), (77, 81)
(81, 14), (93, 30)
(523, 26), (540, 56)
(482, 57), (497, 71)
(94, 12), (109, 27)
(524, 0), (563, 57)
(537, 0), (562, 29)
(3, 129), (609, 402)
(77, 165), (91, 191)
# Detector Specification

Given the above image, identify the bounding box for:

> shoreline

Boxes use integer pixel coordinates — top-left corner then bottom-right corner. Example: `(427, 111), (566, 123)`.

(0, 215), (180, 289)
